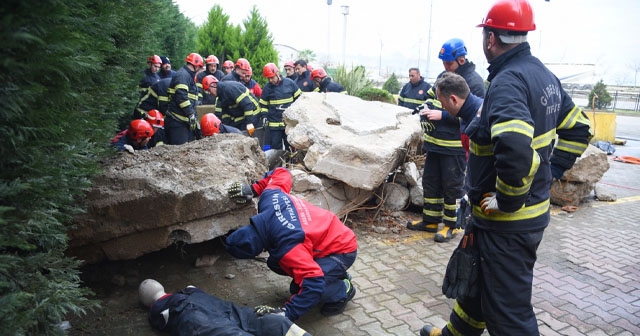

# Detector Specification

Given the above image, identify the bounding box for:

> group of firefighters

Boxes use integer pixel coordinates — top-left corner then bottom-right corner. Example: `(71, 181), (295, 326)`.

(112, 53), (347, 153)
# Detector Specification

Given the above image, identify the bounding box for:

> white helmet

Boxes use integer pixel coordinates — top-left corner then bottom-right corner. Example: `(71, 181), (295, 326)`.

(139, 279), (166, 307)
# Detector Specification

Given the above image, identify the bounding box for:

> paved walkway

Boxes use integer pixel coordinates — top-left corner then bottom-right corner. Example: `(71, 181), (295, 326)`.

(70, 155), (640, 336)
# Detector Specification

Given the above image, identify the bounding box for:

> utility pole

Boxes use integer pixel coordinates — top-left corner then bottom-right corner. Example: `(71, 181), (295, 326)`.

(327, 0), (332, 64)
(341, 5), (349, 66)
(379, 39), (383, 76)
(425, 0), (433, 79)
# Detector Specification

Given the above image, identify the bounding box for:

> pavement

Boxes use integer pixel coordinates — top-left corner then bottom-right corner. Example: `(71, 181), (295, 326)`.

(69, 116), (640, 336)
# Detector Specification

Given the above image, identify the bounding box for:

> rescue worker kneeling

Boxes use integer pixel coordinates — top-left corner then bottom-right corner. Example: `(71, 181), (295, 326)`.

(225, 167), (358, 322)
(138, 279), (310, 336)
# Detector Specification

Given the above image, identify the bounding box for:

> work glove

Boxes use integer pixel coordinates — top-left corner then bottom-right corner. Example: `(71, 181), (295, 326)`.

(227, 182), (254, 204)
(480, 192), (500, 215)
(188, 113), (197, 131)
(420, 120), (436, 133)
(412, 104), (426, 115)
(550, 164), (565, 180)
(442, 226), (480, 299)
(254, 305), (286, 317)
(123, 144), (135, 154)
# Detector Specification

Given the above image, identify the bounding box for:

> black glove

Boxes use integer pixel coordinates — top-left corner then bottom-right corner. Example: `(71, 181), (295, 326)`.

(442, 225), (480, 299)
(550, 164), (565, 180)
(188, 113), (197, 131)
(254, 305), (286, 316)
(227, 182), (254, 203)
(412, 104), (425, 115)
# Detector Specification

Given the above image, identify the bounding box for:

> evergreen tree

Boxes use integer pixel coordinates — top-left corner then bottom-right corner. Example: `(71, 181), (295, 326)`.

(241, 6), (279, 86)
(0, 0), (196, 333)
(197, 5), (235, 65)
(588, 80), (612, 110)
(382, 73), (402, 95)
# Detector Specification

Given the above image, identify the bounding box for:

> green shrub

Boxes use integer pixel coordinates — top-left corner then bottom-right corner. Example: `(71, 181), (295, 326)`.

(357, 87), (397, 104)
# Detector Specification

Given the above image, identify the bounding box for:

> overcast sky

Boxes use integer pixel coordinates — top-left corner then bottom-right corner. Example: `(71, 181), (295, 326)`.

(174, 0), (640, 85)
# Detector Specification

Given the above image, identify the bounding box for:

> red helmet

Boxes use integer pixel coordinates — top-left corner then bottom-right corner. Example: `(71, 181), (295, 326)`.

(223, 60), (234, 68)
(185, 53), (204, 67)
(148, 55), (162, 65)
(200, 113), (221, 136)
(246, 67), (253, 76)
(284, 60), (295, 68)
(477, 0), (536, 32)
(235, 58), (251, 71)
(262, 63), (279, 78)
(128, 119), (154, 140)
(202, 75), (219, 90)
(205, 55), (219, 65)
(310, 68), (327, 81)
(145, 109), (164, 127)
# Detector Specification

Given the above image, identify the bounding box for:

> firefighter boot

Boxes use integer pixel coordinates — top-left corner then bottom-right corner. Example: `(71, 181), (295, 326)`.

(434, 225), (456, 242)
(406, 220), (438, 232)
(420, 325), (442, 336)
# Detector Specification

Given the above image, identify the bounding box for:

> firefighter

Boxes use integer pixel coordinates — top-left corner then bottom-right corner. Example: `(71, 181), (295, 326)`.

(221, 58), (250, 83)
(283, 60), (297, 80)
(196, 55), (225, 105)
(133, 77), (171, 119)
(397, 67), (431, 110)
(310, 68), (347, 93)
(165, 53), (203, 145)
(201, 75), (260, 131)
(293, 59), (316, 92)
(200, 113), (242, 136)
(222, 60), (234, 75)
(259, 63), (301, 151)
(158, 55), (175, 79)
(225, 167), (358, 322)
(144, 109), (167, 148)
(419, 1), (592, 335)
(111, 119), (154, 152)
(138, 55), (161, 97)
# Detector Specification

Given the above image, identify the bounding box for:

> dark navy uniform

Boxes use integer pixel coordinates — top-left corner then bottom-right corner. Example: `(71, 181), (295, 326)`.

(442, 42), (591, 336)
(138, 68), (160, 97)
(295, 70), (316, 92)
(214, 81), (260, 130)
(259, 78), (301, 150)
(317, 77), (346, 93)
(110, 130), (149, 151)
(134, 78), (171, 119)
(221, 70), (243, 83)
(166, 65), (199, 145)
(398, 76), (431, 110)
(148, 286), (310, 336)
(196, 69), (224, 105)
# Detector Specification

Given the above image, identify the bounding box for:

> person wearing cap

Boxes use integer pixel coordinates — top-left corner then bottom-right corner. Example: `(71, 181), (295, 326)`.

(283, 60), (297, 81)
(418, 1), (592, 335)
(225, 167), (358, 322)
(138, 279), (311, 336)
(222, 60), (234, 76)
(139, 55), (162, 97)
(158, 55), (176, 79)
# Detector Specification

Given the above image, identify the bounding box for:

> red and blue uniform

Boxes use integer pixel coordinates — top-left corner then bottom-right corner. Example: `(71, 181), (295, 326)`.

(226, 168), (357, 322)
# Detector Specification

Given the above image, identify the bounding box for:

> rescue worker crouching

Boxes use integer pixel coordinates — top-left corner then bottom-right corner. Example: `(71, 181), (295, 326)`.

(111, 119), (154, 153)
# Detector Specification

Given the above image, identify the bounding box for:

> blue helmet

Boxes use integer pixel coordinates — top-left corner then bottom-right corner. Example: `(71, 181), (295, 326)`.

(438, 38), (467, 62)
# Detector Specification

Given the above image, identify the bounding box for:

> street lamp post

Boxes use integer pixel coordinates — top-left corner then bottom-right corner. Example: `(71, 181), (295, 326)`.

(341, 5), (349, 66)
(327, 0), (332, 64)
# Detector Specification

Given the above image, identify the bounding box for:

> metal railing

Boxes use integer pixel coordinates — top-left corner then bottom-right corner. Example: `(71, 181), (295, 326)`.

(566, 89), (640, 113)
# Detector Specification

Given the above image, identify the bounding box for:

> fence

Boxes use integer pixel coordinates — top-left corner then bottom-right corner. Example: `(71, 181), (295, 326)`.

(567, 89), (640, 113)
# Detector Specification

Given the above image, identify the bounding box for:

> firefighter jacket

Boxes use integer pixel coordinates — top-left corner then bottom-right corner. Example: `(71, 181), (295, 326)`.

(295, 70), (316, 92)
(196, 70), (220, 105)
(226, 168), (358, 322)
(138, 68), (160, 97)
(317, 77), (347, 93)
(259, 78), (301, 129)
(167, 65), (199, 123)
(398, 77), (431, 110)
(158, 69), (175, 80)
(214, 81), (260, 130)
(134, 78), (171, 119)
(465, 42), (591, 233)
(221, 70), (242, 82)
(420, 99), (465, 156)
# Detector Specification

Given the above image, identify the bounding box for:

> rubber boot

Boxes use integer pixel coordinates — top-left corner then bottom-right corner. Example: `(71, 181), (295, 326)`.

(406, 220), (438, 232)
(420, 325), (442, 336)
(434, 226), (456, 242)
